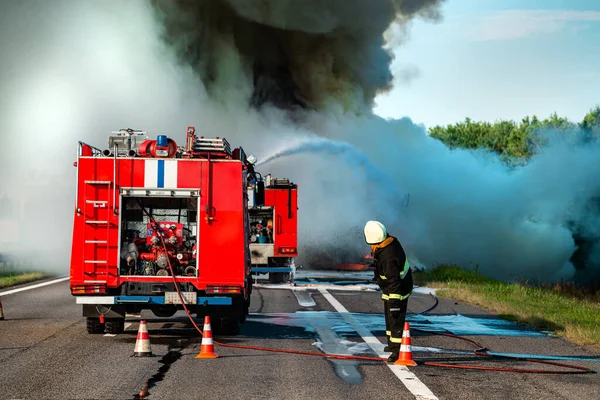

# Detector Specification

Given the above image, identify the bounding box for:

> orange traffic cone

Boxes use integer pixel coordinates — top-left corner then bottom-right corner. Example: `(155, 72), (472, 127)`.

(195, 316), (218, 359)
(133, 320), (153, 357)
(394, 322), (417, 366)
(0, 297), (4, 320)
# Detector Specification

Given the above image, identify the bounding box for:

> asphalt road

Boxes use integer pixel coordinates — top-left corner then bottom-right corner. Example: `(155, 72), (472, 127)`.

(0, 274), (599, 400)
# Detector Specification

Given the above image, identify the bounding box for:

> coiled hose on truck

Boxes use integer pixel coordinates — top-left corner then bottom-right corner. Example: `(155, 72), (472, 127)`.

(147, 217), (595, 375)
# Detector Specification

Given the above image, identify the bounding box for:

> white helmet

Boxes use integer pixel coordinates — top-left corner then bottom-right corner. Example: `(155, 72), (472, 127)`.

(364, 220), (387, 244)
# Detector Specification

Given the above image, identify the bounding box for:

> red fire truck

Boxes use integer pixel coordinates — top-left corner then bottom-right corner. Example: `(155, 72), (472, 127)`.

(69, 127), (297, 335)
(247, 174), (298, 283)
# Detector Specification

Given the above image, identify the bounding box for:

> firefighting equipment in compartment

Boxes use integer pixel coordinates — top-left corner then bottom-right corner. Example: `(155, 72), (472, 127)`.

(121, 242), (139, 264)
(363, 220), (387, 244)
(128, 221), (196, 276)
(250, 220), (273, 243)
(121, 237), (139, 275)
(369, 231), (412, 362)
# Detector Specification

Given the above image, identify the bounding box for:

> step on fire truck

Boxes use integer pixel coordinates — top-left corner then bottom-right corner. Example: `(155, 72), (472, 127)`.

(69, 127), (298, 335)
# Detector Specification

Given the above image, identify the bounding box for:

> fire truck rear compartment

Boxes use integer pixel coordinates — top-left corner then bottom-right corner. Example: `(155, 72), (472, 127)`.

(120, 196), (198, 278)
(71, 129), (294, 336)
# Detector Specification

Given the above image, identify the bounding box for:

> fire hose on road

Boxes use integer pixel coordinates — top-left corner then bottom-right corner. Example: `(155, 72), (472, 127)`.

(150, 219), (595, 375)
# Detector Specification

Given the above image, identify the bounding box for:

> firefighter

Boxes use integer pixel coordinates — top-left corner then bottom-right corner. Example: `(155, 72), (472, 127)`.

(364, 220), (413, 363)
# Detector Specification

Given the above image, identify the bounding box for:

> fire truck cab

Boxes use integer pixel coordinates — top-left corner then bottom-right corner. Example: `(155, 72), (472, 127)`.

(69, 127), (298, 335)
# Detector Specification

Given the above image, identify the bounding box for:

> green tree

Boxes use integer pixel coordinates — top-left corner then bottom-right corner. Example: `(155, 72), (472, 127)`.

(428, 110), (588, 162)
(581, 106), (600, 133)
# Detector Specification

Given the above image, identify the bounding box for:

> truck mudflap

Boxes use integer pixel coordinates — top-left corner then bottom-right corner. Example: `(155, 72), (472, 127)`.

(75, 293), (232, 306)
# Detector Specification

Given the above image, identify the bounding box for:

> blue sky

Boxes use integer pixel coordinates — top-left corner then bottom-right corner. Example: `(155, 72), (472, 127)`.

(373, 0), (600, 128)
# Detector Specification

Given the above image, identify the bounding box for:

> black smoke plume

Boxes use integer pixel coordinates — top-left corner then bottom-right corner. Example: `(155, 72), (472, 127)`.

(151, 0), (445, 112)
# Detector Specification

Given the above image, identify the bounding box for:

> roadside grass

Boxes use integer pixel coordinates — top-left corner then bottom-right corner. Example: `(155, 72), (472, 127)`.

(414, 265), (600, 349)
(0, 271), (49, 289)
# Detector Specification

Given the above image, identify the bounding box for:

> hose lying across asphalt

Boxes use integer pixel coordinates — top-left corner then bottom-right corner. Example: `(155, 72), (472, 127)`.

(152, 224), (595, 375)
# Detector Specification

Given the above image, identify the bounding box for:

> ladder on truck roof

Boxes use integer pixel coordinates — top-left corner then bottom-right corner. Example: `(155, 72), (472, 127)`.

(81, 179), (117, 277)
(191, 137), (232, 157)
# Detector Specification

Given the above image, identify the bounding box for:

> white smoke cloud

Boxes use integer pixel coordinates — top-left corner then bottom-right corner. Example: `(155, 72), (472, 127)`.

(1, 0), (597, 283)
(0, 0), (214, 273)
(261, 114), (597, 281)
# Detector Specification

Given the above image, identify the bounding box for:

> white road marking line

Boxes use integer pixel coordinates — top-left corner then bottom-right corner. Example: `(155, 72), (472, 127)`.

(0, 277), (69, 296)
(253, 283), (378, 292)
(125, 322), (133, 330)
(293, 290), (316, 307)
(318, 288), (439, 400)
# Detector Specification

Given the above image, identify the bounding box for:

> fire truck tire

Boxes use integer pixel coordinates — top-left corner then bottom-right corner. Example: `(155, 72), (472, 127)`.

(239, 303), (249, 323)
(105, 318), (125, 334)
(222, 318), (241, 335)
(269, 272), (291, 284)
(212, 316), (241, 335)
(86, 317), (105, 334)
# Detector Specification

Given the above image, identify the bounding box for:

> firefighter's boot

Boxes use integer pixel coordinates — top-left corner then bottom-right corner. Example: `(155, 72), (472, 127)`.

(383, 336), (393, 352)
(387, 343), (400, 363)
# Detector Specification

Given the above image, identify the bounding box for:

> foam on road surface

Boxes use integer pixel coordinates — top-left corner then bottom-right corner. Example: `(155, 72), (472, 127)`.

(319, 287), (439, 400)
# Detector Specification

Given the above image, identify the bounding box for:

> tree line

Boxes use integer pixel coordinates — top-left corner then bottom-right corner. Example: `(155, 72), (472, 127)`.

(428, 106), (600, 164)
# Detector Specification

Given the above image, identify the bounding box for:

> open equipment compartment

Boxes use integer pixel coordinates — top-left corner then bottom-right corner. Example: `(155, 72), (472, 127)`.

(118, 191), (199, 278)
(249, 206), (275, 244)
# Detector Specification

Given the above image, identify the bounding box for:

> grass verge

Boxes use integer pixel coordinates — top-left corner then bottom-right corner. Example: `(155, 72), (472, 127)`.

(0, 271), (49, 289)
(414, 265), (600, 350)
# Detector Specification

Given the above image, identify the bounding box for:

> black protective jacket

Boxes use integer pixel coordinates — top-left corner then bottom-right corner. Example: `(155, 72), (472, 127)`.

(372, 236), (413, 302)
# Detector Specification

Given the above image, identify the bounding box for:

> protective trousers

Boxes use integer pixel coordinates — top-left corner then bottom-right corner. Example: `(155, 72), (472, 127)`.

(384, 298), (408, 352)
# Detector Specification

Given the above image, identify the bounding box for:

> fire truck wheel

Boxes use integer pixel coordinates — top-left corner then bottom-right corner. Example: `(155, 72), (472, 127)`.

(238, 303), (249, 323)
(221, 318), (241, 335)
(86, 317), (105, 334)
(269, 272), (291, 284)
(105, 318), (125, 334)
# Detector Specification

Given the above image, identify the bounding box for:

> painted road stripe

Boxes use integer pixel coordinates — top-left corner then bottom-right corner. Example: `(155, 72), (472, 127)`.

(293, 290), (316, 307)
(254, 283), (378, 292)
(0, 277), (69, 296)
(318, 288), (439, 400)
